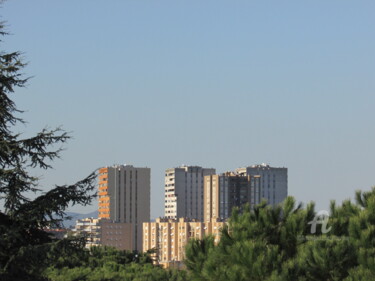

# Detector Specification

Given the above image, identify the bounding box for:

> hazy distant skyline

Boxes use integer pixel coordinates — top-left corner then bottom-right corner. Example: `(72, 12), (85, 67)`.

(2, 1), (374, 218)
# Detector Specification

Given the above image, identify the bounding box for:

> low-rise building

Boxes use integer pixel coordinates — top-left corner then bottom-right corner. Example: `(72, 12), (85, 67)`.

(72, 217), (101, 248)
(100, 220), (133, 251)
(44, 228), (68, 240)
(143, 217), (225, 267)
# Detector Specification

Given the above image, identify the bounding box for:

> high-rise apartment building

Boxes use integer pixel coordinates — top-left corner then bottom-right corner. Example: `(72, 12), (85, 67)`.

(236, 164), (287, 205)
(204, 173), (261, 221)
(143, 217), (225, 268)
(98, 165), (150, 251)
(164, 166), (215, 221)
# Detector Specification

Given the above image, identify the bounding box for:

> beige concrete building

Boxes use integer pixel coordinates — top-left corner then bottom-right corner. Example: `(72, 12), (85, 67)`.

(204, 173), (261, 221)
(164, 166), (215, 221)
(236, 164), (287, 206)
(143, 217), (225, 267)
(98, 165), (150, 251)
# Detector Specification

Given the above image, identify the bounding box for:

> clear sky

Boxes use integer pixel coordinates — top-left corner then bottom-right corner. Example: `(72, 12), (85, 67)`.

(2, 0), (374, 218)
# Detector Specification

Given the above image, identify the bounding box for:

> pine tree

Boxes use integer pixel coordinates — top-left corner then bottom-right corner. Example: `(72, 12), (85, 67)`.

(0, 21), (96, 280)
(184, 235), (215, 281)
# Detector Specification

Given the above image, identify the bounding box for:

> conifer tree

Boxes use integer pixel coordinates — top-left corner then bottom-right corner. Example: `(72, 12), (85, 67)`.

(0, 21), (96, 280)
(184, 189), (375, 281)
(185, 236), (215, 280)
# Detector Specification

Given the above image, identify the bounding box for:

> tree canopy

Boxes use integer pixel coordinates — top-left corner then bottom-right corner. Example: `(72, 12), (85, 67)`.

(0, 21), (96, 280)
(44, 246), (188, 281)
(185, 188), (375, 281)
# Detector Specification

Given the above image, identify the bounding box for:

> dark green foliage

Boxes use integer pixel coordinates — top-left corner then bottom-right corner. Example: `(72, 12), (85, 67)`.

(185, 188), (375, 281)
(53, 246), (154, 269)
(185, 236), (215, 280)
(45, 264), (188, 281)
(0, 22), (96, 280)
(44, 246), (189, 281)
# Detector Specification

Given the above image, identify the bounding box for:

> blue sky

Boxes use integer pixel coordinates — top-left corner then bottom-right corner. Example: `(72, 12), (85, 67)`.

(2, 0), (375, 218)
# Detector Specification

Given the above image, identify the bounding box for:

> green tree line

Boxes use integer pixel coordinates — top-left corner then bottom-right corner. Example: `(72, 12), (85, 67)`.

(41, 188), (375, 281)
(185, 188), (375, 281)
(43, 246), (188, 281)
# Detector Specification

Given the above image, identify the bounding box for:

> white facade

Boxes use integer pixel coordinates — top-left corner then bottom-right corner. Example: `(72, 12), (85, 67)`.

(164, 166), (215, 221)
(72, 218), (101, 248)
(236, 164), (288, 205)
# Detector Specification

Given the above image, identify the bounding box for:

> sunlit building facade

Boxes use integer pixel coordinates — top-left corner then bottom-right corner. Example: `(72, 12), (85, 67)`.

(143, 217), (225, 267)
(72, 217), (101, 248)
(98, 164), (150, 251)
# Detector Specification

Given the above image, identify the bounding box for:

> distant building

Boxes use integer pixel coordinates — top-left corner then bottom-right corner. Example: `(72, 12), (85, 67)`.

(100, 220), (133, 251)
(236, 164), (288, 205)
(98, 165), (150, 251)
(204, 172), (261, 221)
(164, 166), (215, 221)
(143, 217), (225, 267)
(44, 228), (68, 240)
(72, 218), (101, 248)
